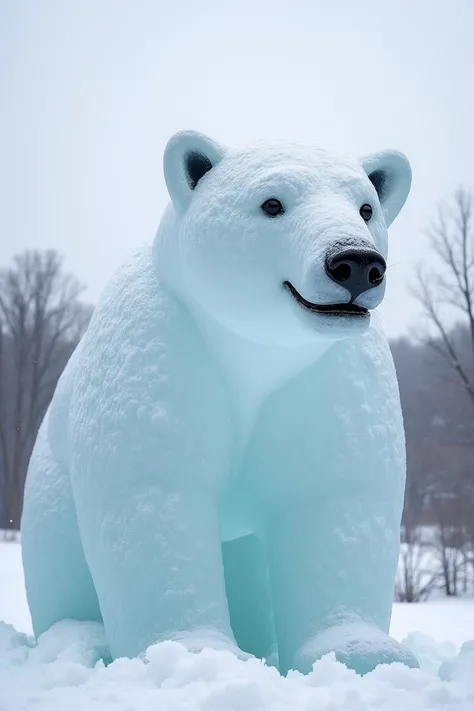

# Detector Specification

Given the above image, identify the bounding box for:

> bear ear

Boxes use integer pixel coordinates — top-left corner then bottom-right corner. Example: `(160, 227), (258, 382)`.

(163, 130), (226, 212)
(360, 150), (412, 227)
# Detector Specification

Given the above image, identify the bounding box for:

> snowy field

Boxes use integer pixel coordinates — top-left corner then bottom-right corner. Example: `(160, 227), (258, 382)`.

(1, 539), (474, 710)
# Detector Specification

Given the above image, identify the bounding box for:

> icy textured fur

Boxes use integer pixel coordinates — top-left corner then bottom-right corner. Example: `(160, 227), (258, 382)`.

(21, 132), (417, 674)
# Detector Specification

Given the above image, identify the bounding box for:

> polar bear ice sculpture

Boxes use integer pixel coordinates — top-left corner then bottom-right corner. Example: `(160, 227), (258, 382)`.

(21, 131), (418, 674)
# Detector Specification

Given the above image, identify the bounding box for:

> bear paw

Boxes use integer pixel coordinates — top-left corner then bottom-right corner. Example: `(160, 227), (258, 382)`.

(294, 622), (419, 675)
(36, 620), (111, 667)
(166, 628), (252, 660)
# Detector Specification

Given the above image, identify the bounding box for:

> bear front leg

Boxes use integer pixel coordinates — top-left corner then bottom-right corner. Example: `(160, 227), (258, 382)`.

(75, 485), (238, 661)
(267, 498), (419, 675)
(65, 252), (243, 661)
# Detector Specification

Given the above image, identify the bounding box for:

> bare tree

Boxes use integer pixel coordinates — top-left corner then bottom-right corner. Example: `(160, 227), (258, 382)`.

(396, 534), (437, 602)
(396, 485), (436, 602)
(412, 188), (474, 407)
(409, 188), (474, 597)
(0, 250), (92, 530)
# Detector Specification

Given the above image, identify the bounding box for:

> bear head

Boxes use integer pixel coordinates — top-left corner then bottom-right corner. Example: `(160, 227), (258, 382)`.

(155, 131), (411, 349)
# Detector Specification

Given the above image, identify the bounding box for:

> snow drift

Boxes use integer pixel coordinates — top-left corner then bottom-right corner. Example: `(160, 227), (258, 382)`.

(1, 619), (473, 711)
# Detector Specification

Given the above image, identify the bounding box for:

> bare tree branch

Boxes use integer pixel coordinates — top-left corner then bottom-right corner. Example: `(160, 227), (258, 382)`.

(411, 188), (474, 407)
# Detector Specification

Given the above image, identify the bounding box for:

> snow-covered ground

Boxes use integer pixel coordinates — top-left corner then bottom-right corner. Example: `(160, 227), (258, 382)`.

(1, 539), (474, 710)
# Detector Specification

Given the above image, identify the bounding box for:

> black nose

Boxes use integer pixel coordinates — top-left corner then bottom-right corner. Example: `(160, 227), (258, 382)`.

(325, 248), (386, 301)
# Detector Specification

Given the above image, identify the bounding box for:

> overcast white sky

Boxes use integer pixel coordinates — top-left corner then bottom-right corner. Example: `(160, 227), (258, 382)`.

(1, 0), (473, 338)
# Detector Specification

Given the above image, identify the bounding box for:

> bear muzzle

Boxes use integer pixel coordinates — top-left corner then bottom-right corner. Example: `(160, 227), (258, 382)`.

(325, 247), (386, 302)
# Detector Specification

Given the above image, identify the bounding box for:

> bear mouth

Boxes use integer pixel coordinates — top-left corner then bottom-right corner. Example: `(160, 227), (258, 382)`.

(283, 281), (369, 317)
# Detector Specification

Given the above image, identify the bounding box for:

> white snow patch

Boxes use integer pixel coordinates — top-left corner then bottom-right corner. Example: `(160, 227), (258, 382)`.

(2, 539), (474, 710)
(1, 621), (474, 711)
(0, 536), (31, 635)
(392, 598), (474, 653)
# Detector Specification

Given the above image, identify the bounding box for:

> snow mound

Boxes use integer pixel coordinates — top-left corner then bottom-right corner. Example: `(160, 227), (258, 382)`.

(1, 621), (474, 711)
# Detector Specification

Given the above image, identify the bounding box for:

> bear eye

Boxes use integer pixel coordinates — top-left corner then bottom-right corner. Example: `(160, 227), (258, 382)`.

(261, 198), (284, 217)
(360, 203), (373, 222)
